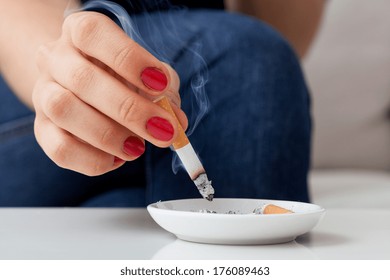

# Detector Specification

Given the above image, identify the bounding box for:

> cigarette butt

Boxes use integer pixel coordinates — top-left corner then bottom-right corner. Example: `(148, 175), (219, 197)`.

(262, 204), (293, 214)
(154, 96), (189, 149)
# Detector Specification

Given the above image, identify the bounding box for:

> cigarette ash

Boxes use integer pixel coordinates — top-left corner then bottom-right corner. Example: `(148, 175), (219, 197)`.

(195, 209), (243, 214)
(193, 173), (214, 201)
(194, 204), (294, 215)
(194, 208), (259, 215)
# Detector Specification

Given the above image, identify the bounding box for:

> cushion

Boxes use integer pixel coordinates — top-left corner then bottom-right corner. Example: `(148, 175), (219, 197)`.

(303, 0), (390, 171)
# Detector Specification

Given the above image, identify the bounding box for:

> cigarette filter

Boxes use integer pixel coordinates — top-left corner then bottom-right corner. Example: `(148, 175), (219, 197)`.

(261, 204), (294, 214)
(154, 96), (215, 201)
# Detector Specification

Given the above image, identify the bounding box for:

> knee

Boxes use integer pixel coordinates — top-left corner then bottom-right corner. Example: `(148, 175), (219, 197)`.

(201, 11), (300, 70)
(199, 11), (307, 98)
(197, 11), (309, 113)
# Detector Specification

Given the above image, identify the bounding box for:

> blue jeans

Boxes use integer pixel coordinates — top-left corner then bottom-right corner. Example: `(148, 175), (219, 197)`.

(0, 10), (311, 206)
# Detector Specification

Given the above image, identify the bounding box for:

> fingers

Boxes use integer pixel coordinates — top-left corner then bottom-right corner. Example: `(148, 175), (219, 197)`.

(64, 12), (186, 123)
(60, 11), (186, 135)
(136, 63), (187, 129)
(171, 103), (189, 131)
(37, 42), (178, 147)
(33, 11), (190, 176)
(62, 12), (184, 124)
(33, 80), (146, 162)
(162, 63), (181, 107)
(62, 12), (178, 96)
(34, 115), (124, 176)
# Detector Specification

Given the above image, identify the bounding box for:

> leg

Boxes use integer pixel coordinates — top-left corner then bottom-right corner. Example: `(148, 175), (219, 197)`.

(135, 10), (311, 203)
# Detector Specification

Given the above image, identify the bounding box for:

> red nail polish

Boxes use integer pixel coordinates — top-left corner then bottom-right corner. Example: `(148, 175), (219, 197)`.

(146, 116), (174, 141)
(114, 156), (125, 165)
(123, 136), (145, 157)
(141, 67), (168, 91)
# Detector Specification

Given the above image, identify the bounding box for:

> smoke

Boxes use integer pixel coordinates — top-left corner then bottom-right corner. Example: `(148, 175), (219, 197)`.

(79, 0), (209, 174)
(81, 1), (146, 49)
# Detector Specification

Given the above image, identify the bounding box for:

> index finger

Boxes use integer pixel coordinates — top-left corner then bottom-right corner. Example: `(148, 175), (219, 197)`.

(63, 12), (171, 94)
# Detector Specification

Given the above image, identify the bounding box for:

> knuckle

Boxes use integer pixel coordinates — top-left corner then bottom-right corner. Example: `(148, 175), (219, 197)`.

(113, 44), (136, 70)
(63, 12), (79, 27)
(51, 138), (70, 168)
(87, 156), (111, 176)
(65, 13), (101, 46)
(70, 64), (95, 92)
(119, 96), (139, 124)
(99, 126), (118, 147)
(44, 88), (73, 120)
(51, 138), (110, 176)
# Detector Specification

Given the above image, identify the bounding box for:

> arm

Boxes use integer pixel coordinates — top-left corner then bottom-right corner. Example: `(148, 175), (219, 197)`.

(0, 0), (76, 108)
(225, 0), (326, 58)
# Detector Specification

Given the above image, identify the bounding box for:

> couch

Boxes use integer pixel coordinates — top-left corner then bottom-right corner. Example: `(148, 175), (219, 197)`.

(303, 0), (390, 207)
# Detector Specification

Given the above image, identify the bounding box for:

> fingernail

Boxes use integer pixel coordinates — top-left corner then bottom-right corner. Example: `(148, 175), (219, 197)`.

(146, 116), (174, 141)
(114, 156), (125, 166)
(141, 67), (168, 91)
(123, 136), (145, 157)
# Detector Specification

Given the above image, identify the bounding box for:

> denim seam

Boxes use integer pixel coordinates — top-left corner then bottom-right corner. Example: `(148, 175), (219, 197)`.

(0, 115), (35, 143)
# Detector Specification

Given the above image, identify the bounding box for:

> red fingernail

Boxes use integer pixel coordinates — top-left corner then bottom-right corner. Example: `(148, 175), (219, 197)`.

(123, 136), (145, 157)
(141, 67), (168, 91)
(146, 116), (174, 141)
(114, 156), (125, 166)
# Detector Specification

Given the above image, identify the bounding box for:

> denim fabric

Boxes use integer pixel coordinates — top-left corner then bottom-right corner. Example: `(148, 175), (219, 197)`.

(0, 10), (311, 206)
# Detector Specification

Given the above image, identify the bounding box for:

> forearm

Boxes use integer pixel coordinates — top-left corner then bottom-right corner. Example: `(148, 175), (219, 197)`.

(0, 0), (80, 109)
(225, 0), (326, 58)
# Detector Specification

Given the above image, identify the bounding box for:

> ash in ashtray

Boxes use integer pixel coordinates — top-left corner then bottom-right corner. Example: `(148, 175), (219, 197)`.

(197, 209), (217, 214)
(193, 209), (251, 215)
(195, 209), (247, 215)
(194, 204), (294, 215)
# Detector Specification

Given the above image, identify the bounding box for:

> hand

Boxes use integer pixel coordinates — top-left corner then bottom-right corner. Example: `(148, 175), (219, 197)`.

(32, 11), (188, 176)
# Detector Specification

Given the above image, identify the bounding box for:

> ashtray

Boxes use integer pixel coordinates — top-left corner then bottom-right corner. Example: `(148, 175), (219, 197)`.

(147, 198), (325, 245)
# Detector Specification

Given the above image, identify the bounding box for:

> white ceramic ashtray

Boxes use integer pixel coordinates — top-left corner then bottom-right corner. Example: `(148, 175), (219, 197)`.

(147, 198), (325, 245)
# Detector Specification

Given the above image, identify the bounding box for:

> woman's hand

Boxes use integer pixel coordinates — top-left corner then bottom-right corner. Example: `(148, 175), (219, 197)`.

(33, 11), (188, 176)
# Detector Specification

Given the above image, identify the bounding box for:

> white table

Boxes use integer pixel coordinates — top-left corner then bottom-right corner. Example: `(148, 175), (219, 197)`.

(0, 207), (389, 260)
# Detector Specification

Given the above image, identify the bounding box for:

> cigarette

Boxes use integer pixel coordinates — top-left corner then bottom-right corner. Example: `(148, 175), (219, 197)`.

(154, 96), (215, 201)
(260, 204), (294, 214)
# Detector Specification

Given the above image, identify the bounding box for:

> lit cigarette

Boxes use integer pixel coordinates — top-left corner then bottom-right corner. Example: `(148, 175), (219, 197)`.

(154, 96), (215, 201)
(260, 204), (294, 214)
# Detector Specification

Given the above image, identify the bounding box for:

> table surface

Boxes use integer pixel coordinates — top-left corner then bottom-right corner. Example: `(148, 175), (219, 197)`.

(0, 207), (389, 260)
